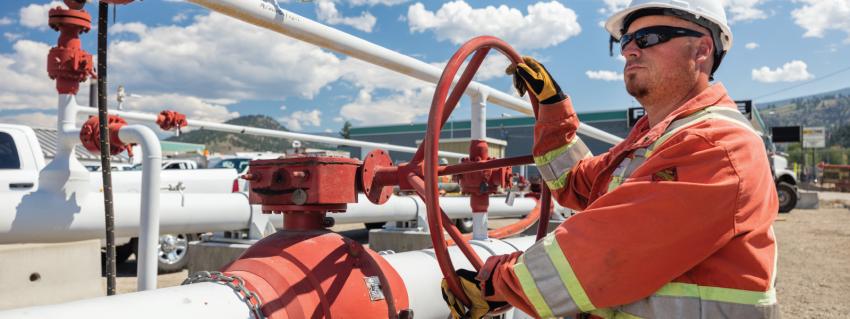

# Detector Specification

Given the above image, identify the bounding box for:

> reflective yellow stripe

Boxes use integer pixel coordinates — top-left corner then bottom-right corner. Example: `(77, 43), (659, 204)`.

(656, 282), (777, 305)
(541, 234), (596, 312)
(534, 139), (578, 167)
(513, 256), (555, 318)
(545, 170), (569, 190)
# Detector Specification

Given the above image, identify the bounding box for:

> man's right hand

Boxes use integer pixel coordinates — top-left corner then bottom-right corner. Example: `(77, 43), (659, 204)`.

(506, 56), (566, 105)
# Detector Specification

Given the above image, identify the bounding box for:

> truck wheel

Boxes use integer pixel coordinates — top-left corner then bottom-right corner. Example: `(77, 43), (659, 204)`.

(157, 233), (193, 273)
(777, 182), (797, 213)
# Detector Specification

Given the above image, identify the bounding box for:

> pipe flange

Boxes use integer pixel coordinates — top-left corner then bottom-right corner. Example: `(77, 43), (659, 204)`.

(360, 149), (394, 205)
(48, 8), (92, 32)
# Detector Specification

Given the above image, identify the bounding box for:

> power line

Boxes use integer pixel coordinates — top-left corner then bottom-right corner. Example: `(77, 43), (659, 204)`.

(752, 64), (850, 102)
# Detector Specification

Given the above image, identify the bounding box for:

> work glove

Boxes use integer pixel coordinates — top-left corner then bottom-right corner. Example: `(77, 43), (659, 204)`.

(441, 269), (508, 319)
(506, 56), (567, 105)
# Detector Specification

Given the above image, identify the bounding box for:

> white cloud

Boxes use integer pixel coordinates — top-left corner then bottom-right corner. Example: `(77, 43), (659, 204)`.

(407, 1), (581, 50)
(333, 116), (344, 123)
(0, 17), (13, 26)
(720, 0), (769, 22)
(349, 0), (407, 5)
(316, 0), (377, 33)
(278, 110), (322, 131)
(340, 88), (435, 125)
(107, 13), (343, 102)
(172, 13), (189, 23)
(3, 32), (23, 42)
(752, 60), (814, 83)
(0, 40), (56, 110)
(20, 1), (65, 30)
(586, 70), (623, 81)
(792, 0), (850, 41)
(279, 105), (287, 111)
(745, 42), (759, 49)
(598, 0), (630, 15)
(110, 22), (147, 36)
(0, 112), (56, 129)
(616, 55), (626, 63)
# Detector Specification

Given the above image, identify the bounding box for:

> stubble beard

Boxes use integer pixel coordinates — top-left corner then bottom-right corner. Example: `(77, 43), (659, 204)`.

(625, 73), (650, 99)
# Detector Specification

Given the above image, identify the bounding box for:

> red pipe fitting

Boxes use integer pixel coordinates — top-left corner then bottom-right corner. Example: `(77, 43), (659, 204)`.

(79, 115), (133, 157)
(155, 110), (188, 132)
(47, 6), (95, 95)
(455, 140), (513, 212)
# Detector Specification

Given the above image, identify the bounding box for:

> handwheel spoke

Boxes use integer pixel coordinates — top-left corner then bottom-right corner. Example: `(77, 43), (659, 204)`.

(439, 209), (484, 270)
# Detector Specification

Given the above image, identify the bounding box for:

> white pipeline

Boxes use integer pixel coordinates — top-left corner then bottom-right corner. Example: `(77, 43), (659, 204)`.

(0, 236), (538, 319)
(76, 108), (468, 159)
(187, 0), (623, 146)
(117, 125), (162, 291)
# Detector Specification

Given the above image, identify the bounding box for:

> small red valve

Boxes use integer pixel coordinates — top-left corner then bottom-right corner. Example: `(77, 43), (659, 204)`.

(79, 115), (133, 157)
(155, 110), (188, 132)
(47, 7), (95, 94)
(455, 140), (513, 212)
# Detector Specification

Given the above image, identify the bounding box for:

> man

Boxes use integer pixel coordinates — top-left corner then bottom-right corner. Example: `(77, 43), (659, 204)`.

(441, 1), (779, 318)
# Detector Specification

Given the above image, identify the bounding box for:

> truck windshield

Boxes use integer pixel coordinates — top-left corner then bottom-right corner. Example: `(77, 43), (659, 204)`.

(213, 158), (250, 174)
(0, 132), (21, 169)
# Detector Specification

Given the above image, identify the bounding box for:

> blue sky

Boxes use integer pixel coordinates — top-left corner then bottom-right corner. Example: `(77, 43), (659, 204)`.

(1, 0), (848, 135)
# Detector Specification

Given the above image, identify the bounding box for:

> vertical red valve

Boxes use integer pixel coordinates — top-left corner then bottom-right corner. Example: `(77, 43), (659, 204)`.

(47, 4), (95, 95)
(79, 115), (133, 157)
(156, 110), (188, 132)
(455, 140), (513, 212)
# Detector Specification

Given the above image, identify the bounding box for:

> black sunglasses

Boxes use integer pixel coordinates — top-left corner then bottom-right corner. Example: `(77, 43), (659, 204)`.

(617, 25), (704, 52)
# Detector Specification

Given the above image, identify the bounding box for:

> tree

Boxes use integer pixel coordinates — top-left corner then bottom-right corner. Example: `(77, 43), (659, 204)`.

(339, 121), (352, 139)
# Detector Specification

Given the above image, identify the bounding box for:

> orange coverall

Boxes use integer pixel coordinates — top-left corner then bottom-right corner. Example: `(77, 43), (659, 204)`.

(483, 83), (779, 318)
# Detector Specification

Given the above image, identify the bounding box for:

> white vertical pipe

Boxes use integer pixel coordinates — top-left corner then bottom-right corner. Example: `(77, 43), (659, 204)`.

(117, 125), (162, 291)
(470, 89), (487, 141)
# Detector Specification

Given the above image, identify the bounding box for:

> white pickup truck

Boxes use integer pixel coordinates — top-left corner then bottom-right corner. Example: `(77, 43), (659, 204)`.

(0, 123), (244, 272)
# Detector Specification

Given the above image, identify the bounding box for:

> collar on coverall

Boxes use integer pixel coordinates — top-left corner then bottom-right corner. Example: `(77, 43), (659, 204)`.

(588, 83), (736, 203)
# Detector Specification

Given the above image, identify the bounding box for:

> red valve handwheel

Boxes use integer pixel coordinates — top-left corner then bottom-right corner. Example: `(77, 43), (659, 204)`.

(409, 36), (551, 310)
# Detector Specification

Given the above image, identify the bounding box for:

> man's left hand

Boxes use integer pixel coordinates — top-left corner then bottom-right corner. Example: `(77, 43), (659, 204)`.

(441, 269), (507, 319)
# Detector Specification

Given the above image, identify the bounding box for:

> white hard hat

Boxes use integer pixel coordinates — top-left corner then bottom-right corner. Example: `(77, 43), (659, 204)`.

(605, 0), (733, 76)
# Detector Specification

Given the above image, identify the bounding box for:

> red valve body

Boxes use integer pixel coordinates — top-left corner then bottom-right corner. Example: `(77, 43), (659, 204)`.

(47, 6), (95, 94)
(246, 156), (361, 217)
(455, 140), (513, 212)
(79, 115), (132, 157)
(155, 110), (188, 131)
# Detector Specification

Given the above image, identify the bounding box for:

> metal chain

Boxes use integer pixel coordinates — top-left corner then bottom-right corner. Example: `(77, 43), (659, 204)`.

(182, 271), (266, 319)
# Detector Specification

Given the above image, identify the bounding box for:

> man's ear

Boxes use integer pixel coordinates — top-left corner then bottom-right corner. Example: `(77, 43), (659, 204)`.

(694, 37), (713, 68)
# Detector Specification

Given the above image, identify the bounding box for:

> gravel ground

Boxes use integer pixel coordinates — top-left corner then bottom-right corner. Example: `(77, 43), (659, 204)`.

(115, 201), (850, 318)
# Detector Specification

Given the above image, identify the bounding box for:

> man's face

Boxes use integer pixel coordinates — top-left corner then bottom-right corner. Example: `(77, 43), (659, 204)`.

(621, 15), (705, 101)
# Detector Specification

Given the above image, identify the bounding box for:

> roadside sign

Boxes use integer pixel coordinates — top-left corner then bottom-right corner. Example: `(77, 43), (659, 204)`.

(802, 127), (826, 148)
(628, 107), (645, 127)
(735, 100), (752, 120)
(772, 126), (801, 143)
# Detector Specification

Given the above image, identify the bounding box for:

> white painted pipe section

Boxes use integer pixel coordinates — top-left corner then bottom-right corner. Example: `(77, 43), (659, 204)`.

(0, 191), (251, 244)
(471, 213), (488, 240)
(0, 236), (538, 319)
(331, 194), (537, 225)
(39, 95), (90, 198)
(470, 89), (487, 141)
(385, 236), (537, 319)
(0, 282), (253, 319)
(117, 125), (162, 291)
(102, 169), (240, 194)
(76, 108), (467, 159)
(187, 0), (623, 146)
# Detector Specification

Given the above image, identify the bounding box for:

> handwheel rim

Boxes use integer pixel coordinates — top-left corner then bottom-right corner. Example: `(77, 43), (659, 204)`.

(419, 35), (538, 309)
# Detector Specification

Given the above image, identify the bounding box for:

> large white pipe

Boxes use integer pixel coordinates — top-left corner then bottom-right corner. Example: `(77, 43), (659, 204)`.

(0, 191), (252, 244)
(76, 108), (468, 159)
(0, 236), (538, 319)
(117, 125), (162, 291)
(187, 0), (623, 146)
